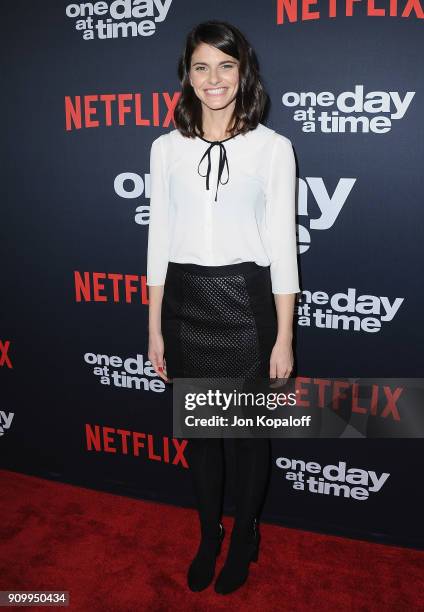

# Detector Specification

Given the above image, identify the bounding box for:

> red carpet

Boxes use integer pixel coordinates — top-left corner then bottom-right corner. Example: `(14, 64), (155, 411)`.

(0, 469), (423, 611)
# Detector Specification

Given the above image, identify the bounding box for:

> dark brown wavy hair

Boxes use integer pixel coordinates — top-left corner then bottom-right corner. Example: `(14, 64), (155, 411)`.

(173, 20), (268, 139)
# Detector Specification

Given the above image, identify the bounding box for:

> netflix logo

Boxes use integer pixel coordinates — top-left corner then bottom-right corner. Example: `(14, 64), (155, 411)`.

(85, 424), (188, 468)
(74, 271), (149, 304)
(65, 92), (180, 130)
(0, 340), (12, 369)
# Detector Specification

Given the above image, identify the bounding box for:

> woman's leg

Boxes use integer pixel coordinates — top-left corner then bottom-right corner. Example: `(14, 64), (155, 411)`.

(186, 436), (225, 591)
(232, 437), (271, 532)
(186, 437), (224, 536)
(214, 437), (271, 595)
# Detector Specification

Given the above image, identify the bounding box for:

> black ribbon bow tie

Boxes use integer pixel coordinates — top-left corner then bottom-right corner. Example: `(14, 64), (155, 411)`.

(197, 141), (230, 202)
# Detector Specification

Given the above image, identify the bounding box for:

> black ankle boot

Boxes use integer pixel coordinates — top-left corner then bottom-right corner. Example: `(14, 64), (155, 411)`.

(187, 523), (225, 592)
(214, 519), (260, 595)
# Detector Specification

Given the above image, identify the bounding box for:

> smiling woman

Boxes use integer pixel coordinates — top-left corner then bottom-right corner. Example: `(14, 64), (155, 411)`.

(173, 21), (267, 142)
(191, 53), (239, 103)
(189, 48), (240, 138)
(146, 19), (300, 597)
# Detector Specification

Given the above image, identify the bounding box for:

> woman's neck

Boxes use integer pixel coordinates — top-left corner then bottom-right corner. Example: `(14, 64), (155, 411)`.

(198, 118), (242, 142)
(198, 103), (240, 141)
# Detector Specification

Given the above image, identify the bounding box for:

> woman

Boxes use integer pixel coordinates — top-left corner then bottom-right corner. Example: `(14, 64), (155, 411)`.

(147, 20), (300, 595)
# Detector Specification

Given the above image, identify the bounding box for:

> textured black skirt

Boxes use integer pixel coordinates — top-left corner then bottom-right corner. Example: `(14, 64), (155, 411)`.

(161, 261), (278, 380)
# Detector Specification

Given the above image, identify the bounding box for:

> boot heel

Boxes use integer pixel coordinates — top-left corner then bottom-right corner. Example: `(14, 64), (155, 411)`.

(216, 525), (225, 555)
(251, 521), (260, 562)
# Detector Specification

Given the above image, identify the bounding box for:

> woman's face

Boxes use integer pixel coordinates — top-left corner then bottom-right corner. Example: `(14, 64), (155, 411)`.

(189, 42), (240, 111)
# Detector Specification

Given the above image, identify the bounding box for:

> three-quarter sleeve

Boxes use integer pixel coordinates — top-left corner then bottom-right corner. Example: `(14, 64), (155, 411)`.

(146, 136), (170, 286)
(265, 134), (300, 295)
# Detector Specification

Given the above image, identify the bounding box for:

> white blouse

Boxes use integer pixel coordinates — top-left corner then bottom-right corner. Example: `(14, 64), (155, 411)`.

(146, 122), (300, 294)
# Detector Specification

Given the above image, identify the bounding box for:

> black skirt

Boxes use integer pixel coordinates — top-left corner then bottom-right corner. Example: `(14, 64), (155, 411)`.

(161, 261), (278, 379)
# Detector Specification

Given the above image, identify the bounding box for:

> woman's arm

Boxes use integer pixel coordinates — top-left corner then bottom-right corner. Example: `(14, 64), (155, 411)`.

(148, 285), (170, 382)
(148, 285), (164, 337)
(271, 293), (296, 379)
(274, 293), (296, 346)
(265, 133), (300, 378)
(146, 135), (171, 382)
(146, 136), (170, 288)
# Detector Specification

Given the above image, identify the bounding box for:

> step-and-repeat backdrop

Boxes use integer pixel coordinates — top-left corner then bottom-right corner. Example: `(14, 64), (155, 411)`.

(2, 1), (423, 548)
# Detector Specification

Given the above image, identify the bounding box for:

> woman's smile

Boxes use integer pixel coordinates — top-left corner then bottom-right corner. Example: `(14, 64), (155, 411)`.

(204, 87), (228, 96)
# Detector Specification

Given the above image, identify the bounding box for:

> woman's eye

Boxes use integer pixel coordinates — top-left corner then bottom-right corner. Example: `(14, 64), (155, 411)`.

(193, 64), (234, 71)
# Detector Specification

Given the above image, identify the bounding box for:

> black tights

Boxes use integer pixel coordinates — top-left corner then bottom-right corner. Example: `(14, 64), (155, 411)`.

(186, 437), (271, 536)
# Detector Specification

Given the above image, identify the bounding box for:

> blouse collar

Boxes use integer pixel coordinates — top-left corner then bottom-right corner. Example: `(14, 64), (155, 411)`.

(196, 131), (242, 203)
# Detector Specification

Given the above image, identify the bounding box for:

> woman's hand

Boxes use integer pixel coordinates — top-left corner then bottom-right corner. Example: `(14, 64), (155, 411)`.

(148, 332), (170, 383)
(271, 293), (296, 387)
(269, 339), (294, 384)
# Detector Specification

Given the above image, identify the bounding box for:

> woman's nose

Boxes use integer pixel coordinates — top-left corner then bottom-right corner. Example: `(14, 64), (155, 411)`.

(208, 70), (222, 85)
